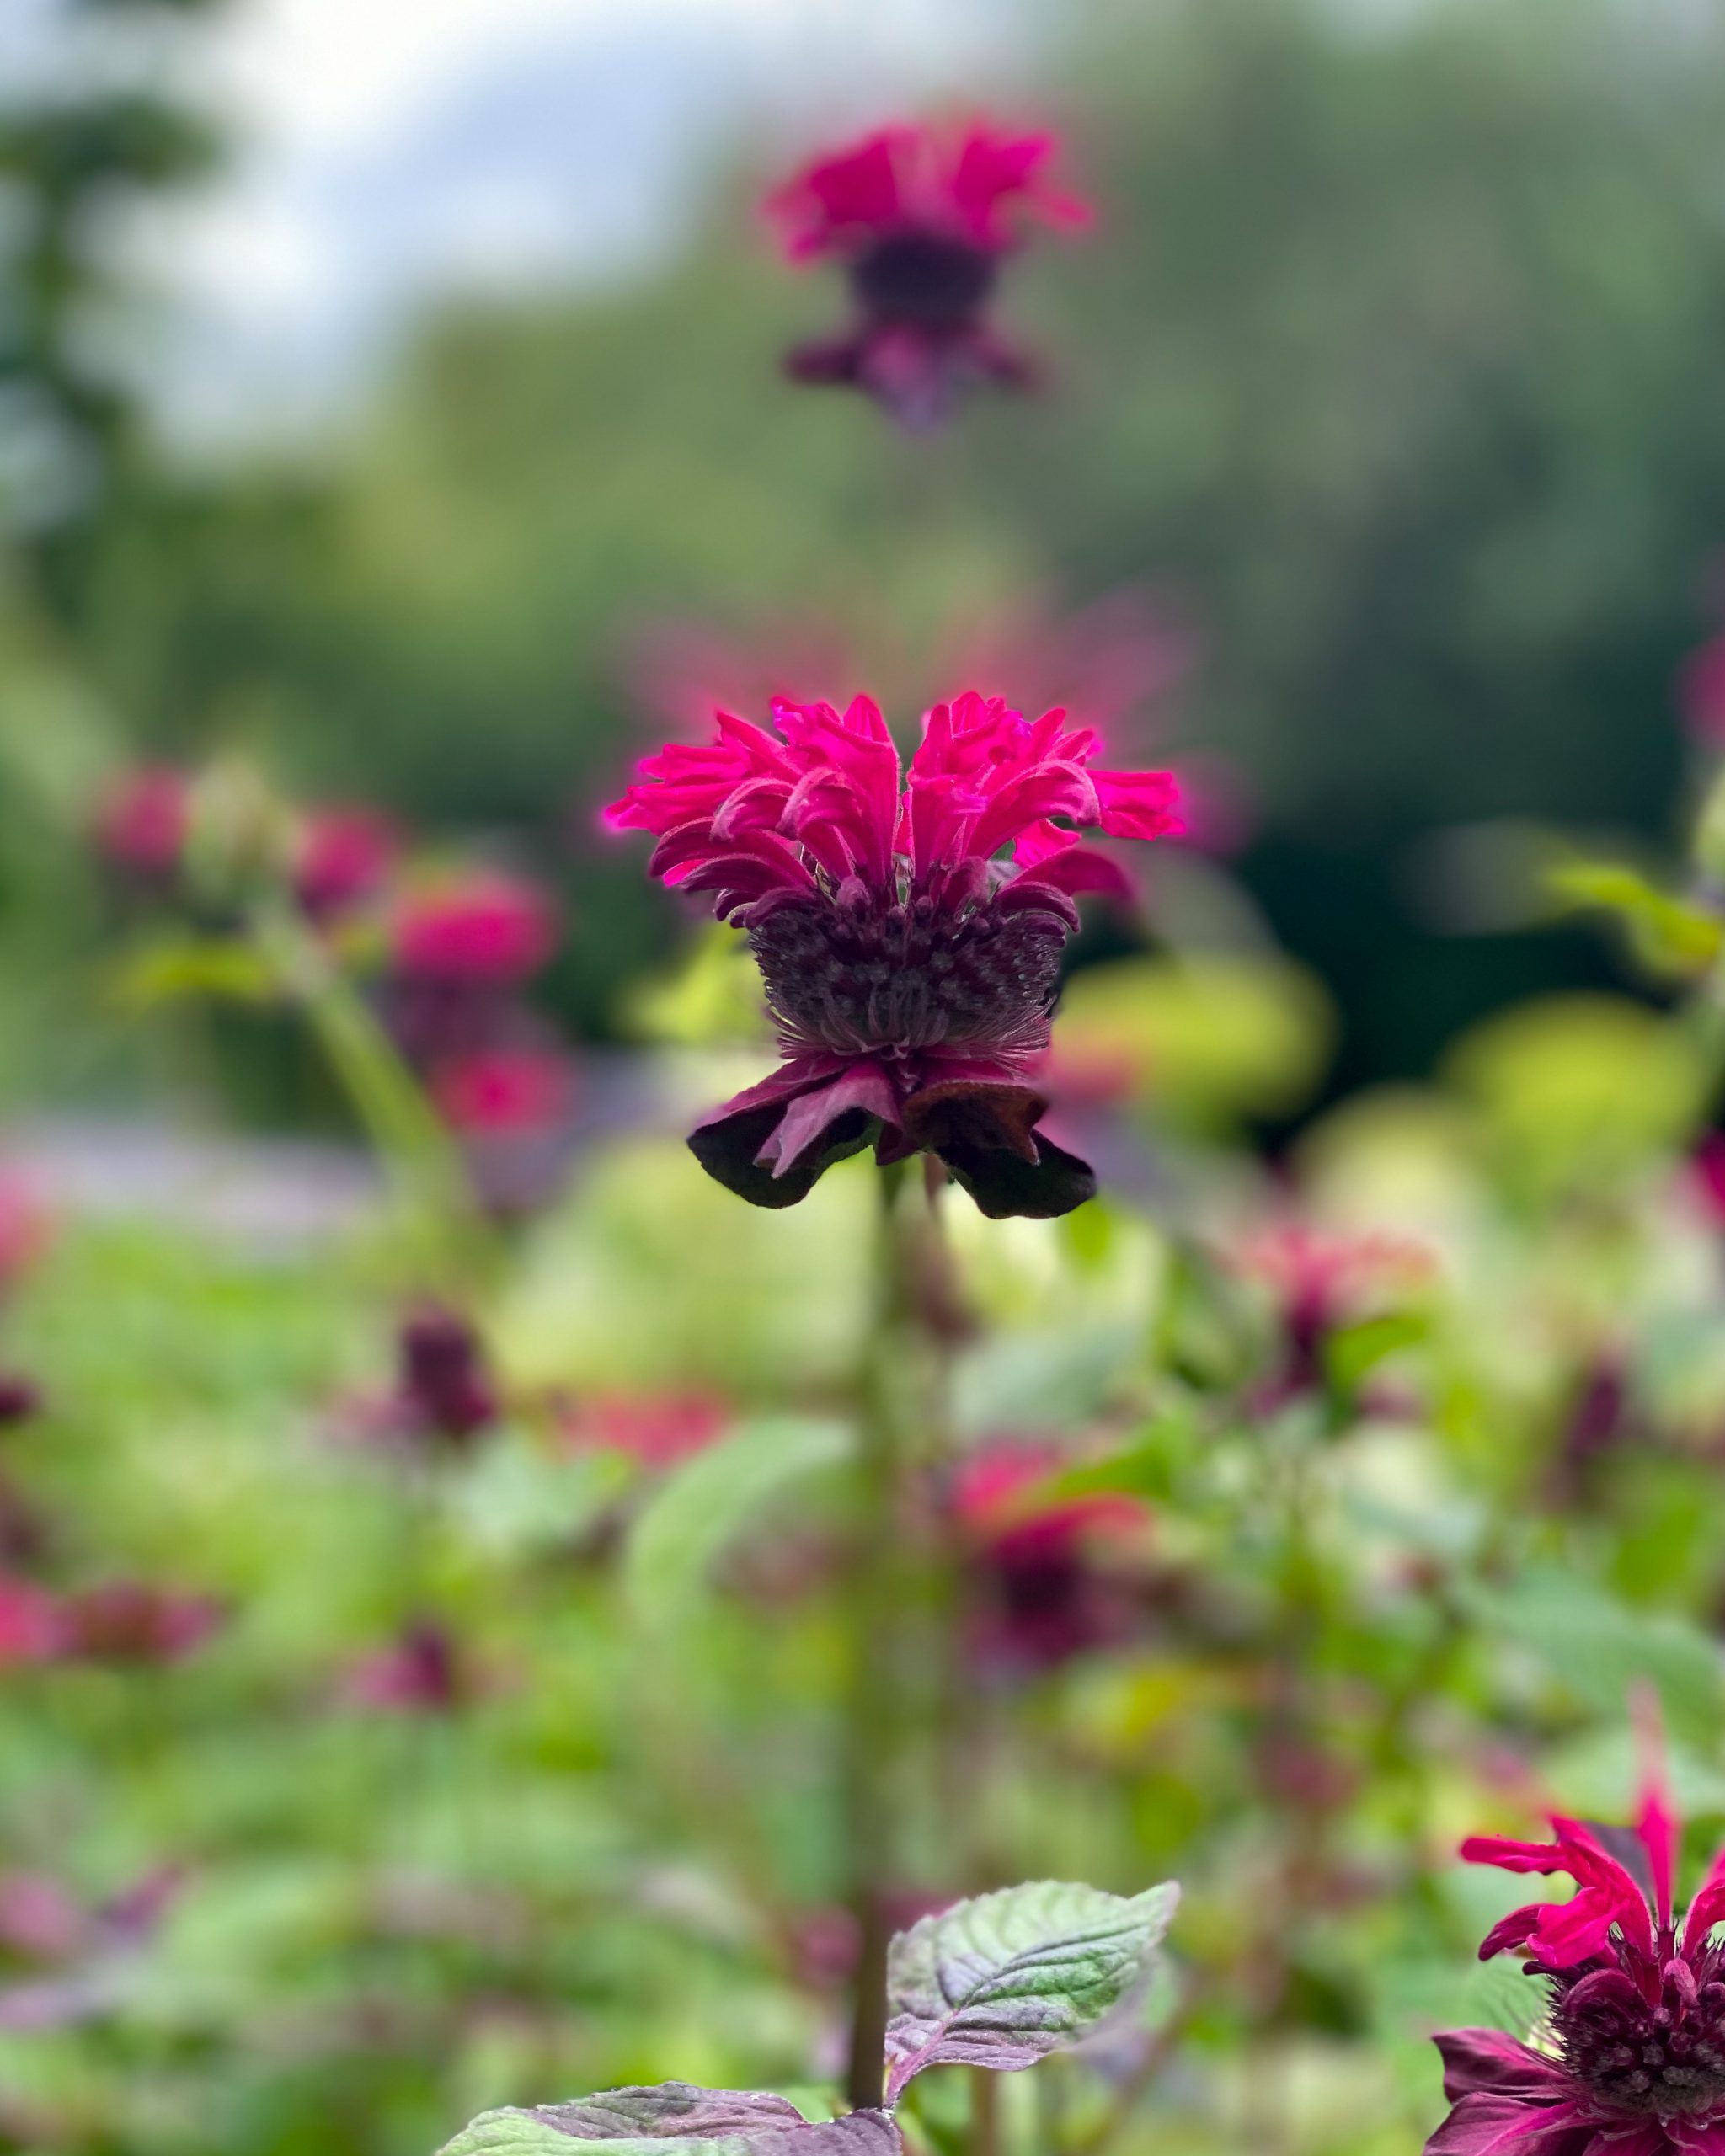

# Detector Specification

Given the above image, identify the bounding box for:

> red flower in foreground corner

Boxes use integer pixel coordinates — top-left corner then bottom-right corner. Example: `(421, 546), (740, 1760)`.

(767, 120), (1091, 429)
(1428, 1771), (1725, 2156)
(606, 691), (1180, 1217)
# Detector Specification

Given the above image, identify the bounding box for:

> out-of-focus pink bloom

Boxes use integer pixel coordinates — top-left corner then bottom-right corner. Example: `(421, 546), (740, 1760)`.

(0, 1177), (52, 1289)
(625, 620), (862, 750)
(92, 766), (190, 880)
(0, 1578), (61, 1664)
(1164, 751), (1258, 857)
(0, 1876), (83, 1964)
(343, 1620), (473, 1714)
(1236, 1222), (1434, 1404)
(335, 1305), (500, 1459)
(950, 1442), (1150, 1673)
(606, 690), (1179, 1217)
(0, 1867), (181, 1972)
(0, 1377), (39, 1428)
(1041, 1038), (1141, 1111)
(561, 1391), (729, 1470)
(767, 120), (1091, 429)
(390, 873), (558, 986)
(1680, 634), (1725, 747)
(431, 1048), (575, 1135)
(56, 1582), (225, 1666)
(1555, 1355), (1635, 1497)
(1427, 1757), (1725, 2156)
(291, 807), (398, 919)
(948, 590), (1194, 748)
(1689, 1134), (1725, 1225)
(786, 1889), (954, 1993)
(394, 1305), (498, 1446)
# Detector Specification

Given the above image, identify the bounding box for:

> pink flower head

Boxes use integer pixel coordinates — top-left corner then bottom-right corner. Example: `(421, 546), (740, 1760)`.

(343, 1620), (473, 1715)
(606, 689), (1181, 1217)
(560, 1391), (729, 1470)
(951, 1444), (1146, 1563)
(1428, 1761), (1725, 2156)
(390, 872), (557, 987)
(0, 1577), (61, 1666)
(335, 1306), (499, 1459)
(1689, 1135), (1725, 1227)
(393, 1305), (498, 1448)
(0, 1875), (84, 1965)
(291, 806), (398, 920)
(56, 1582), (225, 1666)
(949, 1442), (1150, 1673)
(430, 1047), (574, 1135)
(767, 120), (1091, 430)
(1236, 1222), (1434, 1405)
(0, 1176), (51, 1289)
(93, 766), (190, 881)
(0, 1376), (40, 1428)
(1680, 635), (1725, 749)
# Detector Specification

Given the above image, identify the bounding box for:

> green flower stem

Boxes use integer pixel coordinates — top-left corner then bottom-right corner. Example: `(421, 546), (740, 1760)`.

(845, 1160), (912, 2112)
(247, 893), (495, 1293)
(844, 1158), (955, 2113)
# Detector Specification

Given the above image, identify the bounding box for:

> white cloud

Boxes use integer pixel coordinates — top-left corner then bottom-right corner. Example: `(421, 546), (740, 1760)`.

(118, 0), (1033, 445)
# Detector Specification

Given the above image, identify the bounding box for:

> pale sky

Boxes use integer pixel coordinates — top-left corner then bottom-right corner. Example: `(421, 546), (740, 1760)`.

(104, 0), (1032, 442)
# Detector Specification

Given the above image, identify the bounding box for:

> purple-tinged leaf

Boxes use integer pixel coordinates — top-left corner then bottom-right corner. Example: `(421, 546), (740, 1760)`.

(438, 2085), (902, 2156)
(883, 1880), (1179, 2102)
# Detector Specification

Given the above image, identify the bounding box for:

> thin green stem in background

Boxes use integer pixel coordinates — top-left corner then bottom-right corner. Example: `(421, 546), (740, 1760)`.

(247, 894), (496, 1294)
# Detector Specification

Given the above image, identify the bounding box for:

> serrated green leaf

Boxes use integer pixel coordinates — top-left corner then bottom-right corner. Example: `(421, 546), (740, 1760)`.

(883, 1880), (1179, 2101)
(438, 2088), (900, 2156)
(443, 2116), (595, 2156)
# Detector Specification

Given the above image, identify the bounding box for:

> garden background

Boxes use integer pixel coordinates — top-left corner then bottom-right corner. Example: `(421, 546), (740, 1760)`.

(6, 2), (1725, 2153)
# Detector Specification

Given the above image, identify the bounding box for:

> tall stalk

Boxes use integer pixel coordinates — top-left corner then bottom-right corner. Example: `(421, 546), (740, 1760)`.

(247, 893), (495, 1294)
(844, 1158), (955, 2111)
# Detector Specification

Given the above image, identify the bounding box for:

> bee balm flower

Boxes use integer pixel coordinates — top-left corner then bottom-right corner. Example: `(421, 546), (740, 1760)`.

(1428, 1772), (1725, 2156)
(606, 690), (1179, 1218)
(768, 120), (1091, 429)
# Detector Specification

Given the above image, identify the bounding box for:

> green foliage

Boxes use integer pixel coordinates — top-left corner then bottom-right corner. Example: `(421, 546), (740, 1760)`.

(882, 1881), (1179, 2100)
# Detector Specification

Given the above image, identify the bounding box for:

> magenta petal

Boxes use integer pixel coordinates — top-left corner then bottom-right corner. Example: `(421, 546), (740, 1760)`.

(1424, 2095), (1594, 2156)
(1478, 1906), (1548, 1961)
(1593, 2127), (1674, 2156)
(900, 1081), (1096, 1219)
(1012, 844), (1136, 905)
(1434, 2033), (1575, 2104)
(1461, 1838), (1573, 1874)
(687, 1060), (887, 1209)
(1667, 2123), (1725, 2156)
(757, 1063), (900, 1177)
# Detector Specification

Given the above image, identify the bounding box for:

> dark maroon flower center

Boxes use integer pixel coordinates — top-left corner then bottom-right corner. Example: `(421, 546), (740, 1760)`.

(747, 890), (1068, 1059)
(850, 232), (998, 332)
(1554, 1961), (1725, 2116)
